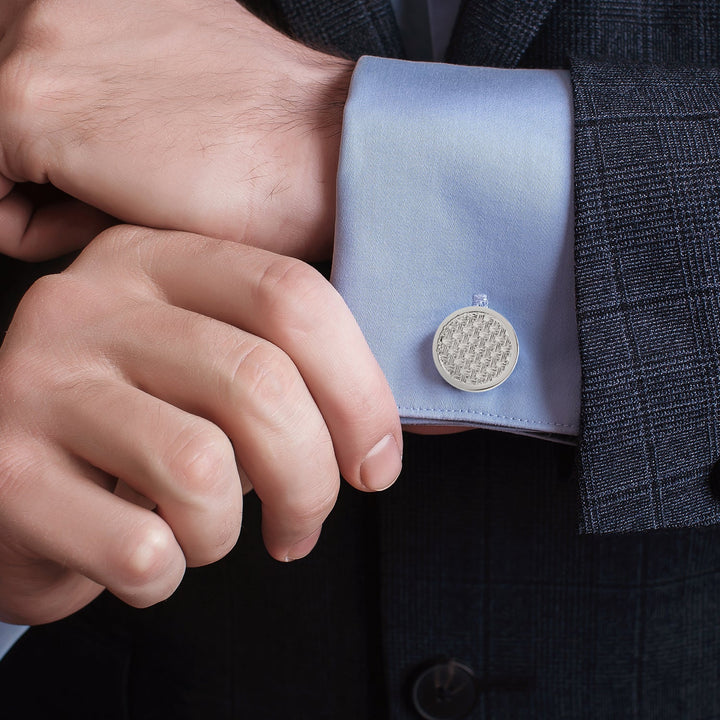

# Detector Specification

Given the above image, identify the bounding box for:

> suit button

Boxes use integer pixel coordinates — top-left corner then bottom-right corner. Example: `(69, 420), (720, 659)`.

(411, 659), (478, 719)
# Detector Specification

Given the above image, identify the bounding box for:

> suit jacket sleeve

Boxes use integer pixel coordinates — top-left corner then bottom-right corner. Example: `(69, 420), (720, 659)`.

(249, 0), (720, 533)
(571, 60), (720, 532)
(331, 51), (720, 533)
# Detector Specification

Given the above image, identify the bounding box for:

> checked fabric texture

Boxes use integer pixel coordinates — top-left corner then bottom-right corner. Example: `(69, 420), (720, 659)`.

(572, 62), (720, 532)
(257, 0), (720, 534)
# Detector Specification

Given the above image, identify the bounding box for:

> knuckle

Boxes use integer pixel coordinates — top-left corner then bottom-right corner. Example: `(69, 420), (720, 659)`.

(287, 480), (339, 528)
(0, 274), (106, 399)
(11, 272), (84, 339)
(186, 514), (241, 568)
(80, 225), (148, 264)
(111, 519), (178, 591)
(256, 257), (332, 337)
(164, 422), (236, 503)
(226, 340), (301, 412)
(337, 382), (390, 428)
(20, 272), (67, 309)
(11, 273), (66, 333)
(75, 225), (162, 293)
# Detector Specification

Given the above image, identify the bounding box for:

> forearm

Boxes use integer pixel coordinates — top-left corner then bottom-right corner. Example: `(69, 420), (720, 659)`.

(0, 0), (352, 262)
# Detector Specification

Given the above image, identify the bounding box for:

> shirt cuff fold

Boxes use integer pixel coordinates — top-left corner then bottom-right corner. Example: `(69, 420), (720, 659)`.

(332, 56), (580, 439)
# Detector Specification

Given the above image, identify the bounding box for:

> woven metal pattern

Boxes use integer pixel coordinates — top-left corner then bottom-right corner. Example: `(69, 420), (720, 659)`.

(433, 308), (518, 391)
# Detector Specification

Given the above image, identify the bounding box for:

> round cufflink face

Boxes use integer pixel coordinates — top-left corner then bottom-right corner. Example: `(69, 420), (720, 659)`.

(432, 306), (519, 392)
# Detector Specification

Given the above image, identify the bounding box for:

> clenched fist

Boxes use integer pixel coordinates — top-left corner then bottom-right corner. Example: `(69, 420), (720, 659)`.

(0, 226), (401, 624)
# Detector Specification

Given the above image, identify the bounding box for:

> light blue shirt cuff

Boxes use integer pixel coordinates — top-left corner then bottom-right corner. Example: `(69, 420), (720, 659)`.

(331, 56), (580, 439)
(0, 622), (28, 660)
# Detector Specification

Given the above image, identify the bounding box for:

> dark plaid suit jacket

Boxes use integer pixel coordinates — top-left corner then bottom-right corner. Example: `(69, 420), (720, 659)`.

(2, 1), (720, 718)
(259, 0), (720, 534)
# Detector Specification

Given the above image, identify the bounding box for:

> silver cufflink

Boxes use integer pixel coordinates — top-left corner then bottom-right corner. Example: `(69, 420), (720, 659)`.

(432, 295), (518, 392)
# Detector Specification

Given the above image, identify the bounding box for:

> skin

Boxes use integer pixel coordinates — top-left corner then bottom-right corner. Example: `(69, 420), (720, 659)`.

(0, 1), (404, 625)
(0, 226), (403, 624)
(0, 0), (351, 260)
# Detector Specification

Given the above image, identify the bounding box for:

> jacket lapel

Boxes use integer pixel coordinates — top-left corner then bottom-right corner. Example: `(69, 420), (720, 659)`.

(446, 0), (557, 67)
(274, 0), (405, 59)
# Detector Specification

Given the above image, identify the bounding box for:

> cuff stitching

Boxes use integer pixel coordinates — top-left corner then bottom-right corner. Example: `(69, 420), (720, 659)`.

(398, 405), (577, 430)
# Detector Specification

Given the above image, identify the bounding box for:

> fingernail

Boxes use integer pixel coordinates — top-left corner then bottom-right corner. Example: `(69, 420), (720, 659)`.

(284, 527), (322, 562)
(360, 434), (402, 491)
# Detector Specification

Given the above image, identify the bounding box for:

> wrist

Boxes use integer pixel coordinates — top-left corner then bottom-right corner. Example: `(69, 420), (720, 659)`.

(253, 44), (353, 261)
(299, 54), (354, 261)
(227, 7), (355, 261)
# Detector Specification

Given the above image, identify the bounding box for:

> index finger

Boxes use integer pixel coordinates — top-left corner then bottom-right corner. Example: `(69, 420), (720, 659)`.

(79, 229), (403, 493)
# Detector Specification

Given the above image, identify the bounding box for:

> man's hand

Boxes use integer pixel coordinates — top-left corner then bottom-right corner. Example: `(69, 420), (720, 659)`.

(0, 225), (402, 625)
(0, 0), (351, 261)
